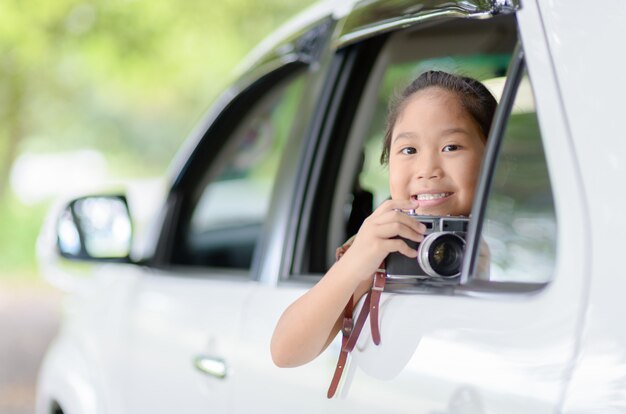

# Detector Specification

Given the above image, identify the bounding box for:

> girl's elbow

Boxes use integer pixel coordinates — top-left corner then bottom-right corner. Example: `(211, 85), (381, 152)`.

(271, 351), (290, 368)
(270, 336), (296, 368)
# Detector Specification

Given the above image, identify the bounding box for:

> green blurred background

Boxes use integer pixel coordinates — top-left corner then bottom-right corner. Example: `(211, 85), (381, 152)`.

(0, 0), (315, 284)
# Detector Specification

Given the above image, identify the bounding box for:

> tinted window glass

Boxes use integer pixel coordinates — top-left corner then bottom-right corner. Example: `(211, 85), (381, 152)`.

(184, 72), (306, 269)
(479, 71), (556, 283)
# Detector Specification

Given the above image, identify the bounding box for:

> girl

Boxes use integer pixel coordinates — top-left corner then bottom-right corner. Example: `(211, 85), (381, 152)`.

(271, 70), (497, 371)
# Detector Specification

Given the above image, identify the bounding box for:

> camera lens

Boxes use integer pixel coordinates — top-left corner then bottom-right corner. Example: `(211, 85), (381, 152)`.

(418, 232), (466, 278)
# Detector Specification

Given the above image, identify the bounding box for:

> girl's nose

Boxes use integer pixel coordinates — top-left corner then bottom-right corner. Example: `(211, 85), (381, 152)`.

(415, 153), (443, 179)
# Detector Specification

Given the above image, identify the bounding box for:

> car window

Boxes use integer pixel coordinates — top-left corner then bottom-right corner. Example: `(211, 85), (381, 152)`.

(478, 69), (556, 283)
(293, 16), (557, 286)
(296, 16), (520, 274)
(353, 65), (556, 285)
(183, 72), (306, 269)
(359, 62), (556, 285)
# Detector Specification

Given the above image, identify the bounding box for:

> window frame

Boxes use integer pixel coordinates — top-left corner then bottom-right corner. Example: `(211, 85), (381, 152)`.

(147, 16), (337, 274)
(289, 15), (524, 283)
(287, 36), (389, 280)
(286, 17), (556, 294)
(149, 62), (310, 273)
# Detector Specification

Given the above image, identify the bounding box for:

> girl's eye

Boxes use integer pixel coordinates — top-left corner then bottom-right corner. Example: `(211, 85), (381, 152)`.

(400, 147), (416, 155)
(442, 144), (460, 152)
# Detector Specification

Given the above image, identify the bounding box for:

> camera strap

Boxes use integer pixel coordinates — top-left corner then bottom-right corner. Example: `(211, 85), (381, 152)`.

(327, 264), (386, 398)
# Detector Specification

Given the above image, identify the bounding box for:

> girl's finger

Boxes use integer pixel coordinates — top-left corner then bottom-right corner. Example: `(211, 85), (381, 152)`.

(382, 238), (418, 258)
(370, 199), (418, 217)
(374, 209), (427, 234)
(375, 221), (425, 243)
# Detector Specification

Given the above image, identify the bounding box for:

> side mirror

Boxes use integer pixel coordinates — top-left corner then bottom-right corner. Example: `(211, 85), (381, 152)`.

(57, 195), (133, 262)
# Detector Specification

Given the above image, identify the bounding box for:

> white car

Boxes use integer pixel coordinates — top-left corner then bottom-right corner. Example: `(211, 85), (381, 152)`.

(36, 0), (626, 413)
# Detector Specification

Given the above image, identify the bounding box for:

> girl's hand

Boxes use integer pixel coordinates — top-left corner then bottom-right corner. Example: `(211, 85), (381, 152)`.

(271, 199), (426, 368)
(341, 199), (427, 282)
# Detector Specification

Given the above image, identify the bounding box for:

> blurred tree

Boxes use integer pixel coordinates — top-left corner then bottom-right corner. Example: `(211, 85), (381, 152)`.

(0, 0), (315, 200)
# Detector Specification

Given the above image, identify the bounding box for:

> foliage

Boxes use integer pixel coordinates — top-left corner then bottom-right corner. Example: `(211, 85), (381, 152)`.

(0, 0), (315, 276)
(0, 0), (316, 170)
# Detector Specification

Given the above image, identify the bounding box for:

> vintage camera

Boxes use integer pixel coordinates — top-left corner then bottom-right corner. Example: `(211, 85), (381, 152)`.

(385, 213), (469, 279)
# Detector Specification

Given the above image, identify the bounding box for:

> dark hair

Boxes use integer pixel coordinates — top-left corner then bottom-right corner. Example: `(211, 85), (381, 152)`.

(380, 70), (497, 165)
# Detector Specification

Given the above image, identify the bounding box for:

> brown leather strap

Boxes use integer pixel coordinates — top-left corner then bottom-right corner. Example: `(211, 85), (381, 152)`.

(328, 263), (386, 398)
(369, 269), (386, 345)
(344, 291), (372, 352)
(327, 295), (354, 398)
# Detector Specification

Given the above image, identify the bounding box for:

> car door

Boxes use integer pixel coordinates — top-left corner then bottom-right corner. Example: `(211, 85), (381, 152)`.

(239, 2), (587, 413)
(338, 4), (585, 413)
(108, 59), (315, 413)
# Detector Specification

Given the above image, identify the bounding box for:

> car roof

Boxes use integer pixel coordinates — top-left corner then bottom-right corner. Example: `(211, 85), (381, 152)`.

(236, 0), (519, 77)
(233, 0), (351, 78)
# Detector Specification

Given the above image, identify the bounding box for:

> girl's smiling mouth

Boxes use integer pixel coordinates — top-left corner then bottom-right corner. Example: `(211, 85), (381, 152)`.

(411, 192), (452, 207)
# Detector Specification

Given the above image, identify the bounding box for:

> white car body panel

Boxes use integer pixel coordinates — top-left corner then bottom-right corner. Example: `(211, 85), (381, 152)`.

(113, 269), (252, 413)
(537, 1), (626, 412)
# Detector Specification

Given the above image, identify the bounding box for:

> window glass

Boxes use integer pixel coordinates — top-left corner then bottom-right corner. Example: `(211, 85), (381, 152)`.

(185, 72), (306, 269)
(480, 71), (557, 283)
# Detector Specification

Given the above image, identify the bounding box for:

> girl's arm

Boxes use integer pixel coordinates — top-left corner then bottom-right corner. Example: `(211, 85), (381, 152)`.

(270, 200), (425, 368)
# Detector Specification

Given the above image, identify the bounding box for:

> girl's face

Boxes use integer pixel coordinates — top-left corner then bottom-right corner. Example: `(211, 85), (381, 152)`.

(388, 87), (486, 217)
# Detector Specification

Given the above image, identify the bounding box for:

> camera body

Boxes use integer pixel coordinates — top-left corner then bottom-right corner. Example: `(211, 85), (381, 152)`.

(385, 213), (469, 280)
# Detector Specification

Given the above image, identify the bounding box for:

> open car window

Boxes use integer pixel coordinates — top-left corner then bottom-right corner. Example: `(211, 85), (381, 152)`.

(298, 16), (516, 270)
(358, 62), (555, 286)
(296, 14), (557, 289)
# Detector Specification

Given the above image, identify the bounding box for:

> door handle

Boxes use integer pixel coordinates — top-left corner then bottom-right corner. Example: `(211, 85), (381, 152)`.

(193, 355), (228, 379)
